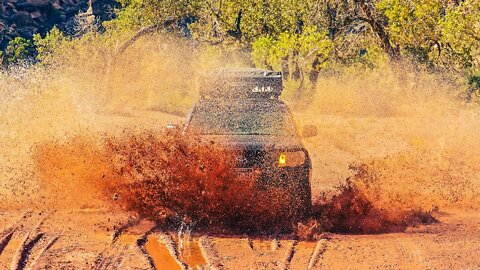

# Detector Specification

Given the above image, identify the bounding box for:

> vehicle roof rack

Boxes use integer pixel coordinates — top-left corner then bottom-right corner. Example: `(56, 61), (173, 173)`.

(199, 67), (283, 99)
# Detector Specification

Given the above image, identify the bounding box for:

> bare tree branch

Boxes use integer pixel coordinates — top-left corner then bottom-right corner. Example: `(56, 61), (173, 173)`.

(356, 0), (401, 61)
(115, 18), (177, 55)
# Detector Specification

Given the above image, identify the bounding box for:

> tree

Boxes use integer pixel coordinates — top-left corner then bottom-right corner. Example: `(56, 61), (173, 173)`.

(252, 26), (333, 86)
(376, 0), (479, 72)
(33, 27), (67, 64)
(5, 37), (35, 64)
(441, 0), (480, 71)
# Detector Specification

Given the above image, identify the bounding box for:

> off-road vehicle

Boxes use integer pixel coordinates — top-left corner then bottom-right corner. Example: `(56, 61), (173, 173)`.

(177, 68), (317, 215)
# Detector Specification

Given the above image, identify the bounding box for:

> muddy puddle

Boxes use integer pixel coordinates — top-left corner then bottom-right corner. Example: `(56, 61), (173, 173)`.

(145, 236), (183, 270)
(145, 236), (207, 269)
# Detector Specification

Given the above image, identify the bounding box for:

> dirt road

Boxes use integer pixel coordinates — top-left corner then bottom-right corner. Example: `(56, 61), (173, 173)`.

(1, 208), (480, 269)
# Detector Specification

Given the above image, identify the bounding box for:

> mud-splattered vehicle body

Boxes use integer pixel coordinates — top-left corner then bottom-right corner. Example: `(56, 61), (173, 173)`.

(182, 68), (316, 214)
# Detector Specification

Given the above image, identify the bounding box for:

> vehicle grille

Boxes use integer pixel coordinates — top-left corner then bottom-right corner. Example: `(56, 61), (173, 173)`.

(234, 146), (268, 169)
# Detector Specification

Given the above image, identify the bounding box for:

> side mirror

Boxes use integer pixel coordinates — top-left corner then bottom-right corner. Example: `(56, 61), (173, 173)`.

(302, 125), (318, 138)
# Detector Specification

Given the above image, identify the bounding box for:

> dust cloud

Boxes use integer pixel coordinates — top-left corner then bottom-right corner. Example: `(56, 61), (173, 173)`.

(1, 34), (479, 235)
(302, 67), (480, 211)
(0, 35), (231, 207)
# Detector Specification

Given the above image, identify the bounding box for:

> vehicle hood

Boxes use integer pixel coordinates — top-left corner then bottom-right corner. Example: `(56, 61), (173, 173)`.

(192, 134), (304, 150)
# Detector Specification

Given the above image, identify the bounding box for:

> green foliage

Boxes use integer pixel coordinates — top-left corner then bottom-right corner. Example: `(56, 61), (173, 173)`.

(467, 74), (480, 102)
(376, 0), (443, 64)
(377, 0), (443, 45)
(106, 0), (401, 70)
(468, 74), (480, 91)
(252, 26), (333, 77)
(5, 37), (35, 64)
(100, 0), (480, 102)
(441, 0), (480, 71)
(376, 0), (479, 71)
(193, 0), (311, 41)
(33, 27), (67, 64)
(105, 0), (200, 32)
(2, 0), (478, 102)
(251, 26), (335, 102)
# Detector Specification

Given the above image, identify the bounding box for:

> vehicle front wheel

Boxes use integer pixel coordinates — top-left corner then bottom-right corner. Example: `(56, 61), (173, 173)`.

(288, 182), (312, 221)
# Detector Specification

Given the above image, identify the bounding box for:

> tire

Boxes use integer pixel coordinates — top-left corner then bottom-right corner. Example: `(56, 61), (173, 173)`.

(289, 180), (312, 221)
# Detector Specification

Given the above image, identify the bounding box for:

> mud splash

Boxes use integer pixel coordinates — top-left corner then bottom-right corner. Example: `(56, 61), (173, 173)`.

(299, 175), (438, 239)
(33, 131), (437, 237)
(33, 131), (299, 233)
(103, 131), (302, 234)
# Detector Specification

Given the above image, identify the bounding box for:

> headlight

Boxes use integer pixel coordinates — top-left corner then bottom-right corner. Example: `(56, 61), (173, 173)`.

(278, 151), (306, 167)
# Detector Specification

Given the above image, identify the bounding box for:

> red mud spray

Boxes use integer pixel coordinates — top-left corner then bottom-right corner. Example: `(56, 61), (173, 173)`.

(34, 130), (437, 239)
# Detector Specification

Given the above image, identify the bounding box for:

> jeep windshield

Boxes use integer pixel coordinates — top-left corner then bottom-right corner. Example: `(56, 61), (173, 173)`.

(188, 101), (297, 136)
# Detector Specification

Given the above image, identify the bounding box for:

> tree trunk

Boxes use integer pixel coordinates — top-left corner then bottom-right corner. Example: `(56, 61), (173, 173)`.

(357, 0), (401, 61)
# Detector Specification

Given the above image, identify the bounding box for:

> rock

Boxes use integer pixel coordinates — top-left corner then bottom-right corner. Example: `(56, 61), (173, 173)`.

(61, 0), (75, 6)
(18, 26), (38, 38)
(28, 0), (50, 7)
(3, 34), (13, 43)
(16, 0), (50, 9)
(49, 0), (61, 9)
(9, 11), (34, 26)
(30, 11), (42, 19)
(0, 0), (119, 50)
(65, 6), (77, 16)
(32, 13), (47, 25)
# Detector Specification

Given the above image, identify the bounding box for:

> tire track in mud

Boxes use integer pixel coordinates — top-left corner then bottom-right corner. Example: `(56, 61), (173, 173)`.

(10, 231), (44, 270)
(10, 215), (46, 270)
(280, 240), (297, 270)
(26, 235), (59, 270)
(394, 238), (425, 270)
(111, 216), (142, 245)
(205, 236), (331, 270)
(93, 217), (214, 270)
(4, 212), (59, 270)
(0, 211), (32, 256)
(3, 211), (332, 270)
(198, 236), (224, 270)
(143, 232), (217, 270)
(285, 238), (330, 270)
(306, 239), (329, 269)
(94, 218), (156, 270)
(0, 231), (15, 256)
